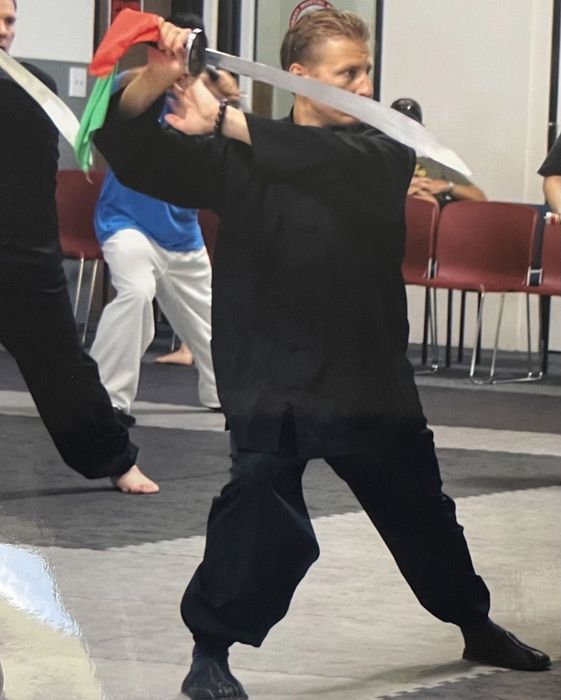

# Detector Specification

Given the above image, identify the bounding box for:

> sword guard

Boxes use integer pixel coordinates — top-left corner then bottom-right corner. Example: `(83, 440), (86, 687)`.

(185, 28), (207, 77)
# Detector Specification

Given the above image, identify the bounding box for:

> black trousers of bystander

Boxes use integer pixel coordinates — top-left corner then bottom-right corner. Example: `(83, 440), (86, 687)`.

(0, 248), (138, 479)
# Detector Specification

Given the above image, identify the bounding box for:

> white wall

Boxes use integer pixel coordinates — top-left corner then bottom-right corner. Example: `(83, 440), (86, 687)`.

(11, 0), (95, 63)
(382, 0), (556, 351)
(382, 0), (551, 204)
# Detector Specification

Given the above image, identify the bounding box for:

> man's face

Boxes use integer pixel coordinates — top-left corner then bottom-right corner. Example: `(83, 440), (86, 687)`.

(0, 0), (16, 53)
(290, 36), (373, 127)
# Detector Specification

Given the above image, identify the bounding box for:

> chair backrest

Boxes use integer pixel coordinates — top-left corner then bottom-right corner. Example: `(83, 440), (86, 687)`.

(432, 201), (538, 291)
(402, 196), (439, 283)
(538, 221), (561, 295)
(56, 170), (105, 260)
(198, 209), (219, 264)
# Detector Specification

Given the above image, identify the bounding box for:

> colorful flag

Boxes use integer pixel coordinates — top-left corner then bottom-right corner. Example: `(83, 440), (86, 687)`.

(75, 9), (160, 172)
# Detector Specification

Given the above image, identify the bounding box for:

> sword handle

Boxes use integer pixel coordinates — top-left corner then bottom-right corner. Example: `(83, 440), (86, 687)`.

(144, 28), (207, 77)
(185, 28), (207, 77)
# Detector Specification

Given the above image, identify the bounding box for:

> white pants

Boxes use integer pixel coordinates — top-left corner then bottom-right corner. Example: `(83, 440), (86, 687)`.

(90, 228), (219, 412)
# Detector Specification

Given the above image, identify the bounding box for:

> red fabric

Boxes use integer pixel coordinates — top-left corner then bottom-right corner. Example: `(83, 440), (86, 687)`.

(90, 8), (160, 77)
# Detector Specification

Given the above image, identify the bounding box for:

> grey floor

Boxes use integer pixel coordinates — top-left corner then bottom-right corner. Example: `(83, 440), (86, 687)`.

(0, 339), (560, 700)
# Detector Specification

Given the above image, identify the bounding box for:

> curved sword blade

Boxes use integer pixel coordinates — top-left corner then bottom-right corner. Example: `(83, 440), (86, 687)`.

(203, 49), (471, 176)
(0, 50), (80, 148)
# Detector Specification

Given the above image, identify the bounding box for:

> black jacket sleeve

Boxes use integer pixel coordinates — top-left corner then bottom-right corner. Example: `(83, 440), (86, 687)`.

(95, 91), (414, 219)
(94, 91), (240, 211)
(538, 134), (561, 176)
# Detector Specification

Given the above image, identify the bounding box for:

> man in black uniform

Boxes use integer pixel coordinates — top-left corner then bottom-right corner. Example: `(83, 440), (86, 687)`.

(0, 0), (157, 494)
(95, 9), (550, 698)
(540, 132), (561, 217)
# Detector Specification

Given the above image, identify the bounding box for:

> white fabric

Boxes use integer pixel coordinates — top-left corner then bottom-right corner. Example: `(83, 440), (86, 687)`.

(90, 228), (219, 412)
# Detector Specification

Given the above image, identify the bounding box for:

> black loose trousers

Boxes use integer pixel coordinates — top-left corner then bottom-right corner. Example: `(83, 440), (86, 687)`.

(0, 249), (138, 479)
(180, 429), (490, 646)
(1, 65), (137, 480)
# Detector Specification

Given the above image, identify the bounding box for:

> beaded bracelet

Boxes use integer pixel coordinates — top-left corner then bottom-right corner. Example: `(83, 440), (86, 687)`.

(213, 98), (228, 136)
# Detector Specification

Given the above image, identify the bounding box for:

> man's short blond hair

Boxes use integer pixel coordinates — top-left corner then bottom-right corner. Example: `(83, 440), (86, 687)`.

(280, 8), (370, 70)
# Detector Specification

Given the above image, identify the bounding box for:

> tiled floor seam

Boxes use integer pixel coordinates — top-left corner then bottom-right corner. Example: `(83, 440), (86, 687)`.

(37, 485), (560, 556)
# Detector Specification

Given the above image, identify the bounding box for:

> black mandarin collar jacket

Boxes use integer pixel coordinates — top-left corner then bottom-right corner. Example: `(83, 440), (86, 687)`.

(95, 93), (426, 458)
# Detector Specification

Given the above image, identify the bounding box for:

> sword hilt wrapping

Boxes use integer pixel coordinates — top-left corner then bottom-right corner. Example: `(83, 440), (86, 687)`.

(185, 28), (207, 77)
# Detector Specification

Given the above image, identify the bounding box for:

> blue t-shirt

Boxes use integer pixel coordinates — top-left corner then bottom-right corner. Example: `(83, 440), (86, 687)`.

(94, 72), (204, 253)
(94, 169), (204, 252)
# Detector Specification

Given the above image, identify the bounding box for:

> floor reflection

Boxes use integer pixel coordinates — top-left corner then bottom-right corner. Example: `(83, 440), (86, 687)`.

(0, 544), (104, 700)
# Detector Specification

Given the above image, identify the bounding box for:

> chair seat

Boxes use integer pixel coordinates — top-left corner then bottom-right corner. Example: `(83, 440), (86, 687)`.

(531, 281), (561, 296)
(59, 241), (103, 260)
(402, 269), (430, 285)
(425, 275), (528, 294)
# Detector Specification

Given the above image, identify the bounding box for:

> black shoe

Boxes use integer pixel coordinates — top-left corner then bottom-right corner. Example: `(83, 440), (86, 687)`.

(181, 653), (248, 699)
(462, 620), (551, 671)
(113, 407), (136, 428)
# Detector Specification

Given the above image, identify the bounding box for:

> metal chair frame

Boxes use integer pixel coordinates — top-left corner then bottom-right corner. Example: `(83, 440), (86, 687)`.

(426, 201), (541, 384)
(56, 170), (105, 344)
(402, 196), (440, 373)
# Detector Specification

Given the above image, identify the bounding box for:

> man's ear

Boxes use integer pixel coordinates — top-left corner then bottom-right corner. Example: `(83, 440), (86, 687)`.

(288, 62), (307, 77)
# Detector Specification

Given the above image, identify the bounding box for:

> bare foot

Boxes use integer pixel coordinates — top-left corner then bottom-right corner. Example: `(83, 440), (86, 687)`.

(155, 344), (194, 366)
(112, 465), (160, 494)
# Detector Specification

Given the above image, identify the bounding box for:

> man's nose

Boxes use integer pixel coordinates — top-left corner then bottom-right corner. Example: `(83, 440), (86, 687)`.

(356, 75), (374, 98)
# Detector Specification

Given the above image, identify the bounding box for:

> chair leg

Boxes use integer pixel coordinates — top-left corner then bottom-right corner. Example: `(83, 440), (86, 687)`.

(469, 292), (492, 384)
(470, 293), (542, 385)
(429, 287), (439, 372)
(523, 294), (540, 380)
(102, 260), (110, 306)
(475, 292), (482, 365)
(413, 287), (439, 375)
(457, 291), (466, 363)
(81, 259), (99, 345)
(73, 258), (85, 318)
(421, 288), (429, 366)
(445, 290), (453, 367)
(492, 295), (542, 383)
(488, 293), (505, 382)
(539, 295), (551, 376)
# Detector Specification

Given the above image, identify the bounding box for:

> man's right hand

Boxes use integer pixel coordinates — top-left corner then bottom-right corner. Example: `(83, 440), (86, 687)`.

(145, 19), (192, 87)
(165, 78), (220, 136)
(120, 19), (193, 118)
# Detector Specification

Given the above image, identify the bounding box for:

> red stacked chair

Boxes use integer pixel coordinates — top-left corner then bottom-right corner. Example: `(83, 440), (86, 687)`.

(531, 218), (561, 375)
(425, 201), (539, 383)
(55, 170), (105, 343)
(402, 196), (440, 370)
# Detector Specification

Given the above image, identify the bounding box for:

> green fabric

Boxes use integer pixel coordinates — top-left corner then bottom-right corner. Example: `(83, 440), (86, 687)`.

(74, 67), (117, 173)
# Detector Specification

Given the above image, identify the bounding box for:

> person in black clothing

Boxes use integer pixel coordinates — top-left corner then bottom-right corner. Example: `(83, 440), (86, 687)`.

(0, 0), (158, 494)
(539, 132), (561, 218)
(95, 8), (551, 698)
